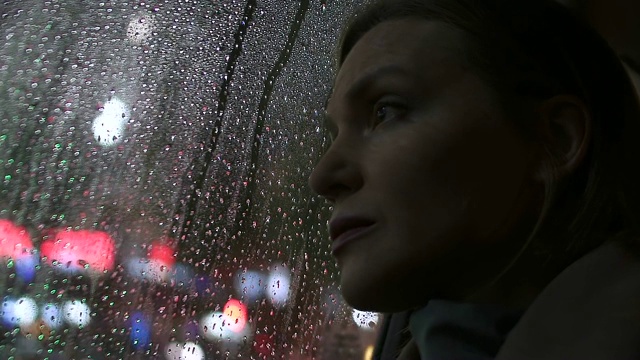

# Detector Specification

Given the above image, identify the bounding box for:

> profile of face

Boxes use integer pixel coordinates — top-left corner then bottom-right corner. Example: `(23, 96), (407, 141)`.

(309, 19), (546, 312)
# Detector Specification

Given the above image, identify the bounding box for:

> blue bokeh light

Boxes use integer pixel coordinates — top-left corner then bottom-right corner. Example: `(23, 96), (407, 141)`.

(15, 252), (39, 283)
(129, 311), (151, 350)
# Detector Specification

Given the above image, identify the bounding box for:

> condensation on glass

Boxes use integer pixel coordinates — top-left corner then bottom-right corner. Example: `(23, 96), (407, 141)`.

(0, 1), (380, 359)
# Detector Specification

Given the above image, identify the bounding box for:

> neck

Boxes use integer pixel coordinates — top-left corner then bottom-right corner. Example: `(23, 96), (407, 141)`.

(463, 236), (563, 310)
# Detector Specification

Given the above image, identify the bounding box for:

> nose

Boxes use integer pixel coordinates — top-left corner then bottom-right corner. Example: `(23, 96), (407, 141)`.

(309, 136), (364, 204)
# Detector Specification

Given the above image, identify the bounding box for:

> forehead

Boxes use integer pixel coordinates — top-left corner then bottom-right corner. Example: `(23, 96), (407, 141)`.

(332, 18), (469, 101)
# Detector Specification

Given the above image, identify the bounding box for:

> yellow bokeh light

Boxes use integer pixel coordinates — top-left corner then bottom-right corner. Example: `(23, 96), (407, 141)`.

(364, 344), (374, 360)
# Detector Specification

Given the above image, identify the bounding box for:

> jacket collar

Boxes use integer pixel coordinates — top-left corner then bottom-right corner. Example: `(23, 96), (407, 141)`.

(497, 240), (640, 359)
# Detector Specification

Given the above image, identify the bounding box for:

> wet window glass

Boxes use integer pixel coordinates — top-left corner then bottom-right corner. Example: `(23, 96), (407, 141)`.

(0, 1), (381, 359)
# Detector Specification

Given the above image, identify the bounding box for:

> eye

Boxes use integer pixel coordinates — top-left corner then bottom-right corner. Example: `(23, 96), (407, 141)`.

(373, 100), (407, 127)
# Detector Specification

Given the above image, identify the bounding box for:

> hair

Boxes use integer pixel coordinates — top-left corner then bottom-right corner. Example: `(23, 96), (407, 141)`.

(337, 0), (640, 274)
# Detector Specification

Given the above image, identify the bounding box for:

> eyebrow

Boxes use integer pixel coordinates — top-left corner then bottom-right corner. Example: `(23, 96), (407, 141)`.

(345, 64), (412, 100)
(323, 65), (412, 137)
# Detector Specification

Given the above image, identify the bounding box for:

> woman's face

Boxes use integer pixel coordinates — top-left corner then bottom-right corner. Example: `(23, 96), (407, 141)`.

(309, 19), (540, 311)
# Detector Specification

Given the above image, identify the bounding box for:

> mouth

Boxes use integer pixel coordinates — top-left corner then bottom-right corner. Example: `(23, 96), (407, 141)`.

(329, 216), (376, 254)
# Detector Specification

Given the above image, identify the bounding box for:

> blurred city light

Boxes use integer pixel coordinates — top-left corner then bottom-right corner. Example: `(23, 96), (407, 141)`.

(199, 303), (251, 343)
(0, 220), (39, 282)
(0, 219), (34, 260)
(125, 256), (171, 283)
(199, 311), (235, 341)
(14, 251), (39, 282)
(165, 341), (205, 360)
(267, 265), (291, 307)
(147, 242), (176, 268)
(1, 297), (38, 327)
(223, 299), (248, 333)
(126, 14), (155, 44)
(41, 303), (64, 329)
(351, 309), (379, 331)
(41, 229), (116, 274)
(91, 97), (130, 147)
(129, 311), (152, 350)
(124, 241), (176, 283)
(364, 344), (375, 360)
(62, 299), (91, 328)
(233, 269), (266, 303)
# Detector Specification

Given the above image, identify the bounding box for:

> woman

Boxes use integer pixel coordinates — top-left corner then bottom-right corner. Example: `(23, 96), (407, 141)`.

(309, 0), (640, 358)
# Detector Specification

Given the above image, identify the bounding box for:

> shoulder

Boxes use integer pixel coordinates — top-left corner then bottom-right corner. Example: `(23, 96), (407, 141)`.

(497, 239), (640, 360)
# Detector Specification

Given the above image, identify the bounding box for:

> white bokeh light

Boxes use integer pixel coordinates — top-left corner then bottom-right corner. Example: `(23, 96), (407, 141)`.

(199, 311), (250, 343)
(351, 309), (379, 331)
(125, 257), (171, 283)
(63, 299), (91, 328)
(91, 97), (130, 147)
(200, 311), (233, 340)
(41, 303), (64, 329)
(126, 14), (155, 44)
(266, 265), (291, 307)
(165, 341), (205, 360)
(1, 297), (38, 327)
(233, 269), (266, 303)
(13, 297), (38, 327)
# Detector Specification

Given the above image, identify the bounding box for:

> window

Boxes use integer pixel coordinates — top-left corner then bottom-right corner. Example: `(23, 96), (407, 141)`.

(0, 1), (380, 359)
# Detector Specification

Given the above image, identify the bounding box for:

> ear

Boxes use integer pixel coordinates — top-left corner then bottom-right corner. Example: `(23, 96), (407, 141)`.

(533, 95), (591, 182)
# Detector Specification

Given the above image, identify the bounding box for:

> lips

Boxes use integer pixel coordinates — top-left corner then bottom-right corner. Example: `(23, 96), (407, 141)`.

(329, 216), (376, 253)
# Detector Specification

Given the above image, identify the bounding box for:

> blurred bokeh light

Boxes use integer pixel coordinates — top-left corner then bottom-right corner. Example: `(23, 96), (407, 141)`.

(41, 229), (116, 274)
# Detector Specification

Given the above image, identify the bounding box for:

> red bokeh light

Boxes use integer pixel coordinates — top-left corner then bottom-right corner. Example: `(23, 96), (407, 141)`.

(223, 299), (248, 333)
(41, 229), (116, 273)
(0, 219), (34, 259)
(147, 241), (175, 267)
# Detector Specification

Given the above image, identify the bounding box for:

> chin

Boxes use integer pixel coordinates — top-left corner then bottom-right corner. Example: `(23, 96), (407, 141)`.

(341, 289), (380, 312)
(340, 276), (428, 313)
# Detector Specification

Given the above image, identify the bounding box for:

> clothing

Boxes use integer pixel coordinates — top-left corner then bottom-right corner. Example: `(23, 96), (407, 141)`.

(408, 301), (522, 360)
(374, 240), (640, 360)
(496, 240), (640, 359)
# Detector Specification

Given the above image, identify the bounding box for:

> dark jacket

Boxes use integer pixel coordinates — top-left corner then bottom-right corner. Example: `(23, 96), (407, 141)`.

(496, 240), (640, 359)
(375, 240), (640, 360)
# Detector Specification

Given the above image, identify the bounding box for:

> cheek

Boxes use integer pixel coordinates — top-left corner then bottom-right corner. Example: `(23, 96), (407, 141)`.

(368, 120), (531, 244)
(367, 131), (473, 240)
(430, 126), (532, 242)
